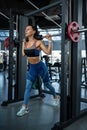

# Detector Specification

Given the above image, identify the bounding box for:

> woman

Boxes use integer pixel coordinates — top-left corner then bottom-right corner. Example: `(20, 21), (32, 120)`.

(16, 25), (59, 116)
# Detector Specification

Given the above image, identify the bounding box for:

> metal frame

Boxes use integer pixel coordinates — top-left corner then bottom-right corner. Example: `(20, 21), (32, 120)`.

(60, 0), (69, 122)
(52, 0), (69, 129)
(71, 0), (82, 118)
(26, 0), (61, 27)
(84, 0), (87, 59)
(26, 0), (61, 17)
(1, 1), (87, 129)
(8, 9), (14, 101)
(0, 11), (16, 25)
(1, 9), (15, 106)
(52, 0), (87, 130)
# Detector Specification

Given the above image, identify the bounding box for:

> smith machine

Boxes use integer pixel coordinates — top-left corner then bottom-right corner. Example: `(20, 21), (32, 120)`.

(1, 0), (87, 129)
(26, 0), (87, 130)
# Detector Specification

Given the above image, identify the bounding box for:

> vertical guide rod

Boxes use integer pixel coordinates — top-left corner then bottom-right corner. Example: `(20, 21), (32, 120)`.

(8, 8), (14, 101)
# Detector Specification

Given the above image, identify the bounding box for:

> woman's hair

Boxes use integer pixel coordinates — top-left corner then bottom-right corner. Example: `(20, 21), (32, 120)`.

(30, 25), (43, 40)
(25, 24), (43, 42)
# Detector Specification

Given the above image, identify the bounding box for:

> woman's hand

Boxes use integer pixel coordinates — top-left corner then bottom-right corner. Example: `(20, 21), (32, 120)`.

(22, 38), (26, 43)
(45, 34), (52, 41)
(39, 34), (52, 55)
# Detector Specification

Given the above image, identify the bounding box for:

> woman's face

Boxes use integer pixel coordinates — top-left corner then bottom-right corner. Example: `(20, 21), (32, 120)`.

(25, 26), (35, 37)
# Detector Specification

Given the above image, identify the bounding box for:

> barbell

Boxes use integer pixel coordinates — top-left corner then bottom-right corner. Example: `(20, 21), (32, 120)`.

(26, 1), (86, 42)
(43, 21), (87, 43)
(4, 21), (87, 48)
(33, 21), (86, 43)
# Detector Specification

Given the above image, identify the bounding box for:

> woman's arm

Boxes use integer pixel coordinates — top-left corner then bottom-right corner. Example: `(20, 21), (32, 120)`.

(39, 34), (52, 55)
(22, 39), (25, 56)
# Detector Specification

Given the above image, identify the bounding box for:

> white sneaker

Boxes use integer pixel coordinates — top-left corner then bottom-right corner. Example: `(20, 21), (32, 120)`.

(16, 106), (29, 117)
(53, 96), (60, 106)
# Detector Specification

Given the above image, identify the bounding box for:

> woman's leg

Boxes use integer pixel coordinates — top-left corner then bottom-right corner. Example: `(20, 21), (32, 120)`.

(38, 61), (57, 98)
(23, 79), (33, 106)
(16, 64), (37, 116)
(44, 82), (57, 98)
(16, 79), (33, 116)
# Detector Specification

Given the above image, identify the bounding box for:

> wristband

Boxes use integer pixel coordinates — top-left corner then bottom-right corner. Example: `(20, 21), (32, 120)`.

(48, 40), (52, 43)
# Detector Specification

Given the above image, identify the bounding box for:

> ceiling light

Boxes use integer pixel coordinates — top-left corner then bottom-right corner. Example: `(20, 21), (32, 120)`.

(45, 15), (60, 20)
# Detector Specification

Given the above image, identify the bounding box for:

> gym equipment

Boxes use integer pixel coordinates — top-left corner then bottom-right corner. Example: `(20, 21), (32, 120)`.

(26, 0), (87, 43)
(4, 37), (10, 48)
(3, 20), (87, 48)
(43, 21), (87, 42)
(26, 0), (61, 28)
(67, 21), (80, 42)
(67, 21), (87, 42)
(2, 1), (87, 49)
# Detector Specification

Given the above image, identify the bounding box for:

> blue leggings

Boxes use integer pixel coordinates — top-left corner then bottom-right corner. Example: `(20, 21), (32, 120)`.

(24, 61), (56, 105)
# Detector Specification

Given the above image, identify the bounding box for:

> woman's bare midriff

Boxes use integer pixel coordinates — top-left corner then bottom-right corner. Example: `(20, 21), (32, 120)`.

(27, 56), (40, 64)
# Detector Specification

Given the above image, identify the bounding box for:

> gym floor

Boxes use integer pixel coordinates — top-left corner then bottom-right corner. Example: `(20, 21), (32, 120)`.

(0, 71), (87, 130)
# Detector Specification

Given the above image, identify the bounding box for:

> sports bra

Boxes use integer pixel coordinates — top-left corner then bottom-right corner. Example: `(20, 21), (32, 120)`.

(24, 42), (41, 57)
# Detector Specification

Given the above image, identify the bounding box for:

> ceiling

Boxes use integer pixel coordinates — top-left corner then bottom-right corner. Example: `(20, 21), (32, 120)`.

(0, 0), (61, 29)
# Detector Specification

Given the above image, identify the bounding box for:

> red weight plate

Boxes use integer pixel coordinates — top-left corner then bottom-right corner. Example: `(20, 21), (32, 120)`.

(68, 21), (80, 42)
(4, 37), (10, 48)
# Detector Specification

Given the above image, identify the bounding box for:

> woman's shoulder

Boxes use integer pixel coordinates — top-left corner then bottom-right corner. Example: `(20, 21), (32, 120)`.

(35, 39), (43, 45)
(35, 40), (43, 49)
